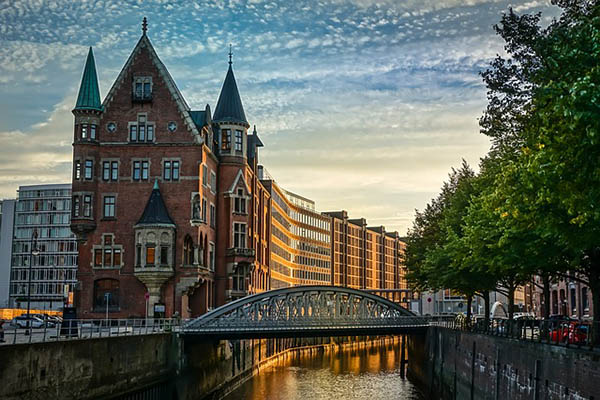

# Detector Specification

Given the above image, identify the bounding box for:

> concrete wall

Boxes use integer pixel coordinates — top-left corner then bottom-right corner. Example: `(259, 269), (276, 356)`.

(0, 334), (177, 400)
(409, 327), (600, 400)
(0, 199), (15, 308)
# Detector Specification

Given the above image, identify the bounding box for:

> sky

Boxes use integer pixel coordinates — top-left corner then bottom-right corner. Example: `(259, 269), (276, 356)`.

(0, 0), (559, 235)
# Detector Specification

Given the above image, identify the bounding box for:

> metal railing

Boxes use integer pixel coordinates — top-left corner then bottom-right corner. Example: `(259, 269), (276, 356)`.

(431, 317), (600, 351)
(0, 318), (181, 345)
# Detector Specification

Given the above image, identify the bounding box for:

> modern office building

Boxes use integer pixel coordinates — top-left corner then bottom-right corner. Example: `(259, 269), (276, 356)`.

(7, 184), (77, 311)
(0, 199), (16, 307)
(259, 172), (331, 288)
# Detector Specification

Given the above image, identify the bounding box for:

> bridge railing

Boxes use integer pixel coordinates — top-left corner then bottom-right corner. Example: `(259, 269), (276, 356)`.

(0, 318), (181, 345)
(430, 317), (600, 351)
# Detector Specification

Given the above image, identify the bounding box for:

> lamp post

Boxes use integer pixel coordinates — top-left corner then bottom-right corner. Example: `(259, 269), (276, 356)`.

(26, 229), (39, 335)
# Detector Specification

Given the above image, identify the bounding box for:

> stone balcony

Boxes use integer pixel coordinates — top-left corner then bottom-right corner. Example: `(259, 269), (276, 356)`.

(226, 247), (255, 258)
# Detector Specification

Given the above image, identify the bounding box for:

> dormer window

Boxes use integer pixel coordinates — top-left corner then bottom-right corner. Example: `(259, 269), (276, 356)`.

(133, 77), (152, 102)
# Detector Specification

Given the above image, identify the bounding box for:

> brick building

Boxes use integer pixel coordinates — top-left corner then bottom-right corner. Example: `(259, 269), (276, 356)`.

(69, 20), (407, 319)
(70, 21), (269, 319)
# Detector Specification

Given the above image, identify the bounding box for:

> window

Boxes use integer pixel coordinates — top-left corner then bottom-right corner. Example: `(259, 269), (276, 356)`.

(90, 124), (96, 140)
(73, 196), (80, 217)
(83, 195), (92, 217)
(146, 246), (155, 265)
(235, 130), (243, 152)
(234, 223), (246, 248)
(103, 196), (115, 218)
(582, 287), (589, 311)
(111, 161), (118, 180)
(74, 160), (81, 180)
(133, 160), (149, 181)
(93, 279), (119, 310)
(202, 199), (207, 222)
(234, 188), (246, 214)
(133, 77), (152, 101)
(160, 246), (169, 265)
(163, 160), (180, 181)
(209, 243), (215, 271)
(84, 160), (93, 180)
(183, 235), (194, 265)
(129, 114), (154, 143)
(210, 204), (216, 228)
(81, 124), (88, 139)
(130, 125), (137, 141)
(136, 245), (142, 267)
(210, 171), (217, 193)
(232, 268), (245, 291)
(93, 235), (122, 268)
(202, 165), (208, 186)
(571, 288), (577, 313)
(221, 129), (231, 151)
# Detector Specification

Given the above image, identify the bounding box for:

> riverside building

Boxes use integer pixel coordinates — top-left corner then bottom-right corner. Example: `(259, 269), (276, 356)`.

(69, 19), (406, 319)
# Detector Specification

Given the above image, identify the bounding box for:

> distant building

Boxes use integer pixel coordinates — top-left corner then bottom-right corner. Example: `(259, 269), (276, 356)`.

(7, 184), (77, 311)
(259, 174), (332, 288)
(0, 199), (16, 307)
(531, 276), (592, 320)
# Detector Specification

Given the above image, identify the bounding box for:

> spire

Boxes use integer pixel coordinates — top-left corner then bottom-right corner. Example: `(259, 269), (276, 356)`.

(74, 47), (102, 112)
(213, 48), (248, 126)
(142, 17), (148, 35)
(136, 181), (175, 227)
(228, 44), (232, 66)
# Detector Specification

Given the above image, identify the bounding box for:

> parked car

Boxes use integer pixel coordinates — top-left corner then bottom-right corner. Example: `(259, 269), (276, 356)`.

(549, 321), (588, 344)
(11, 315), (44, 329)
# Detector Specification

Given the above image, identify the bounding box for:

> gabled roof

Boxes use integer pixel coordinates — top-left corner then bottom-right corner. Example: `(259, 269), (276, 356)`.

(213, 64), (248, 126)
(74, 47), (102, 112)
(136, 180), (175, 227)
(101, 31), (201, 138)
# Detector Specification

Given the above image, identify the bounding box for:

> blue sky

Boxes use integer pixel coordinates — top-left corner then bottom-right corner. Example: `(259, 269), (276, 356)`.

(0, 0), (558, 234)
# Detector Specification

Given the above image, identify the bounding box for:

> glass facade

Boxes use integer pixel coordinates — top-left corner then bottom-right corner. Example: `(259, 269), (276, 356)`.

(9, 184), (78, 310)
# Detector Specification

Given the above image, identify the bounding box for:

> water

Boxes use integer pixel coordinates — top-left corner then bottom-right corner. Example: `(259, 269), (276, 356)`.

(224, 339), (424, 400)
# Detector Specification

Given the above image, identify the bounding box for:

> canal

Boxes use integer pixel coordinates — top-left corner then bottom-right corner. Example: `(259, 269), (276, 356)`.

(223, 337), (424, 400)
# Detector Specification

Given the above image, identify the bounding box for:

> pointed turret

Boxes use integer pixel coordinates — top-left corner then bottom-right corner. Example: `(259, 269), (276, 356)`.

(213, 48), (248, 127)
(74, 47), (102, 112)
(136, 180), (175, 227)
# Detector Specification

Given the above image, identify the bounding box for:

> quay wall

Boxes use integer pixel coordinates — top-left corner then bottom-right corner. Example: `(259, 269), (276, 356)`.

(408, 326), (600, 400)
(0, 334), (399, 400)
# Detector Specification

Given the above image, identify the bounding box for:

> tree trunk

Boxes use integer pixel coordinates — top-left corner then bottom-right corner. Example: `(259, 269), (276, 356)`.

(484, 290), (490, 331)
(588, 259), (600, 346)
(542, 274), (551, 320)
(466, 295), (473, 327)
(508, 284), (515, 321)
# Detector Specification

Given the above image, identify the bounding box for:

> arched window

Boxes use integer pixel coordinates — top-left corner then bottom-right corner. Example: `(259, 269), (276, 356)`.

(93, 279), (119, 310)
(183, 235), (194, 265)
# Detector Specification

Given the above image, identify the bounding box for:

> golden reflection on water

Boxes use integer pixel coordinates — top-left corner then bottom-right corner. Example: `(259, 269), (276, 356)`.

(224, 338), (423, 400)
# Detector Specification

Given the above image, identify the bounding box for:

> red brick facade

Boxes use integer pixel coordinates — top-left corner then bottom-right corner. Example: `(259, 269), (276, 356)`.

(71, 30), (269, 319)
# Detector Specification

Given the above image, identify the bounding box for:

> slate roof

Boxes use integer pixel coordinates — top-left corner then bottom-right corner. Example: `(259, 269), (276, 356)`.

(213, 65), (248, 126)
(74, 47), (102, 111)
(136, 180), (175, 227)
(189, 110), (207, 130)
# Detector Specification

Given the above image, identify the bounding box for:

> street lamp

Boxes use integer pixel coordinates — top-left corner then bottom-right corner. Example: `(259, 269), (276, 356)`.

(26, 229), (39, 334)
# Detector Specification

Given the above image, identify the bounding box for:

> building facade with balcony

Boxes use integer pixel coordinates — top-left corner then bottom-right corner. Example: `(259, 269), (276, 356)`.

(6, 184), (78, 311)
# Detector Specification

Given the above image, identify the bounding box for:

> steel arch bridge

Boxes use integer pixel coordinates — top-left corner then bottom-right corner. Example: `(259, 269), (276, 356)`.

(182, 286), (429, 339)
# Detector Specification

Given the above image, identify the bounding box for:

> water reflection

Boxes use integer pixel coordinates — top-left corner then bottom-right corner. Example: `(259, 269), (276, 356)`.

(224, 338), (423, 400)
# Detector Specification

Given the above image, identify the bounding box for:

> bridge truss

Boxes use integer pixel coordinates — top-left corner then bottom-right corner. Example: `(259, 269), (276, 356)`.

(182, 286), (428, 339)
